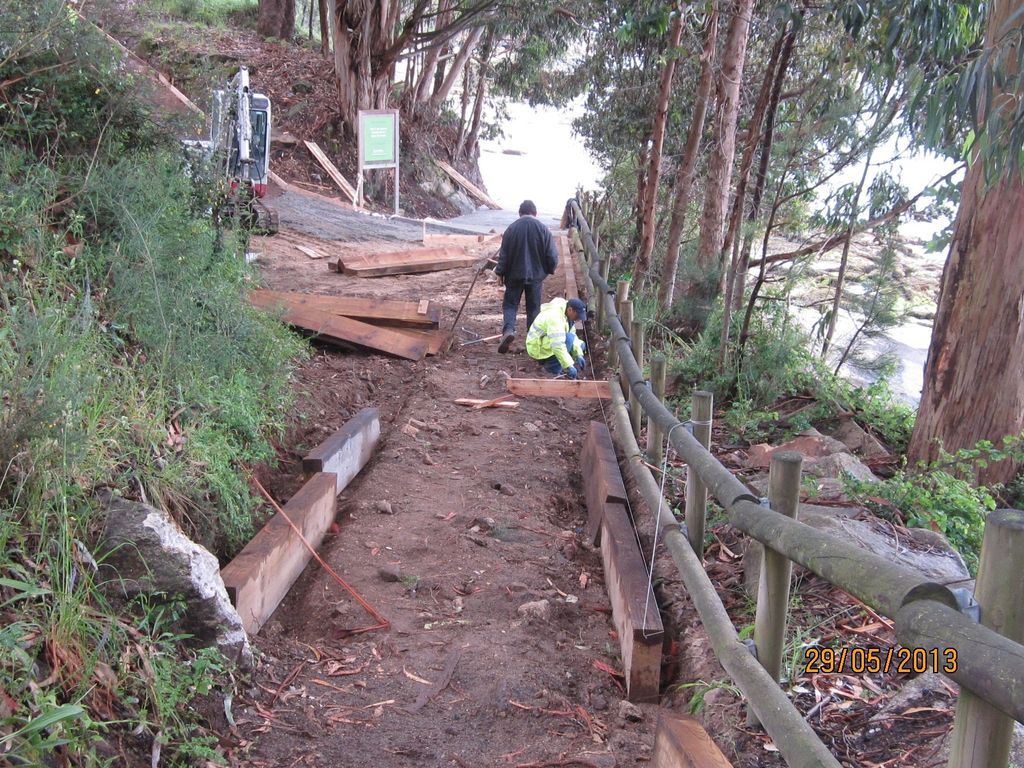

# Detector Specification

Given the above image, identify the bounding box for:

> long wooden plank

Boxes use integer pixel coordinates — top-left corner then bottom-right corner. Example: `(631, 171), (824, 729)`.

(302, 408), (380, 495)
(250, 289), (441, 327)
(454, 398), (519, 408)
(304, 140), (357, 202)
(295, 244), (325, 260)
(653, 713), (733, 768)
(435, 159), (502, 209)
(601, 502), (664, 703)
(506, 378), (611, 399)
(339, 254), (479, 277)
(381, 327), (451, 355)
(423, 233), (502, 248)
(222, 472), (338, 635)
(582, 420), (629, 545)
(340, 247), (467, 267)
(250, 297), (428, 360)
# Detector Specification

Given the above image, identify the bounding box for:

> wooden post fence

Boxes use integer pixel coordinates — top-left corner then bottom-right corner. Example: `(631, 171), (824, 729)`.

(647, 355), (667, 467)
(685, 391), (713, 555)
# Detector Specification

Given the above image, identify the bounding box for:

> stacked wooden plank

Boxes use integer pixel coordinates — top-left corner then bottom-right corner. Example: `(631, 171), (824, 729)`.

(582, 420), (664, 703)
(249, 289), (448, 361)
(222, 409), (381, 635)
(331, 246), (478, 277)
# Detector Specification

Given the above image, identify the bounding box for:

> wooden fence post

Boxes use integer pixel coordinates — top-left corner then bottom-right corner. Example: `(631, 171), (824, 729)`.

(647, 355), (667, 467)
(684, 391), (713, 555)
(618, 300), (633, 396)
(947, 508), (1024, 768)
(630, 320), (644, 440)
(597, 254), (612, 332)
(749, 450), (803, 727)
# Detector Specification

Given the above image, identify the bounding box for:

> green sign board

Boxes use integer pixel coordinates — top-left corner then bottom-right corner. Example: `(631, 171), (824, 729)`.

(360, 112), (397, 166)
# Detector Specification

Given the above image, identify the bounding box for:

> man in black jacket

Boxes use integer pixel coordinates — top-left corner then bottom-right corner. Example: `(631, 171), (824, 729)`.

(495, 200), (559, 353)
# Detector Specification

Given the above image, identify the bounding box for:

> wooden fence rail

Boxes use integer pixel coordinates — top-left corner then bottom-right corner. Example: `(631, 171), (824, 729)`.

(566, 196), (1024, 767)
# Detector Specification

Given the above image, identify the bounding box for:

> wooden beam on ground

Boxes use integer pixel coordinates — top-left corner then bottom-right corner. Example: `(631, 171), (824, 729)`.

(435, 159), (502, 209)
(382, 327), (451, 355)
(337, 247), (478, 277)
(423, 233), (502, 248)
(506, 378), (611, 399)
(222, 472), (337, 635)
(582, 420), (629, 545)
(295, 244), (325, 260)
(454, 398), (519, 408)
(601, 501), (664, 703)
(250, 289), (441, 328)
(249, 295), (428, 360)
(304, 140), (357, 202)
(653, 713), (733, 768)
(302, 408), (380, 495)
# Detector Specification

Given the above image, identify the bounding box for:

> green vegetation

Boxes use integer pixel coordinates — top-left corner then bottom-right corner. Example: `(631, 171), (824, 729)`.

(1, 2), (302, 762)
(140, 0), (257, 27)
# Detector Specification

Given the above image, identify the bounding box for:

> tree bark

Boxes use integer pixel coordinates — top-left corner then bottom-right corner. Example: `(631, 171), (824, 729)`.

(717, 22), (794, 371)
(689, 0), (755, 319)
(429, 26), (484, 110)
(656, 6), (719, 316)
(318, 0), (330, 55)
(635, 9), (685, 282)
(909, 0), (1024, 485)
(413, 0), (453, 104)
(258, 0), (296, 39)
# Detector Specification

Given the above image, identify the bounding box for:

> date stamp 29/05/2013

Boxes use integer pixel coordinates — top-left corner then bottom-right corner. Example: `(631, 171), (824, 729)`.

(803, 646), (958, 675)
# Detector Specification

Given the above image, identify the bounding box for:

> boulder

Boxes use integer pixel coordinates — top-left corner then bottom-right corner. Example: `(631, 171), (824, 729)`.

(825, 417), (890, 459)
(745, 429), (850, 469)
(97, 495), (253, 670)
(743, 504), (972, 598)
(803, 451), (878, 484)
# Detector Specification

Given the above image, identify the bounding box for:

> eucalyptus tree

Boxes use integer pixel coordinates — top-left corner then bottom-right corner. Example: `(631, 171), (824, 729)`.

(894, 0), (1024, 483)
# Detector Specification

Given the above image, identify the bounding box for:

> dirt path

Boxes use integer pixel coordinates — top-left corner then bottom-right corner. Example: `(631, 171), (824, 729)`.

(237, 199), (659, 767)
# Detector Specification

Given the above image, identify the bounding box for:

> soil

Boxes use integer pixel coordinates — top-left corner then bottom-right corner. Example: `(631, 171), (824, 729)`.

(234, 192), (657, 768)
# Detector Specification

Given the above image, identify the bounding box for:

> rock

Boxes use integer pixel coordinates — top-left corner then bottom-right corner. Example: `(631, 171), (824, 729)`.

(524, 422), (541, 432)
(592, 693), (609, 711)
(97, 495), (252, 670)
(378, 565), (403, 583)
(517, 599), (550, 620)
(291, 80), (314, 94)
(470, 516), (496, 532)
(505, 581), (529, 593)
(618, 700), (644, 722)
(745, 430), (849, 469)
(743, 504), (972, 597)
(373, 500), (395, 515)
(826, 417), (890, 459)
(803, 451), (878, 483)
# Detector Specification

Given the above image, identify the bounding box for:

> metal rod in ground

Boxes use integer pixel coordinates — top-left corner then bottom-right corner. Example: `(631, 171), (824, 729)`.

(629, 320), (644, 440)
(605, 379), (841, 768)
(749, 450), (803, 728)
(947, 508), (1024, 768)
(647, 355), (667, 467)
(685, 390), (713, 555)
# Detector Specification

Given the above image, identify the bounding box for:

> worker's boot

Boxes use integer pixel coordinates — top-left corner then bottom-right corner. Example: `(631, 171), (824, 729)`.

(498, 333), (515, 354)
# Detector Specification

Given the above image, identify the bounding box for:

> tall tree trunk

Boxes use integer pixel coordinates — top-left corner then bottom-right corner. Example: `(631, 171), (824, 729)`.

(414, 0), (452, 104)
(689, 0), (755, 321)
(657, 6), (719, 316)
(318, 0), (330, 55)
(429, 26), (484, 110)
(819, 145), (874, 361)
(718, 27), (787, 273)
(258, 0), (296, 39)
(908, 0), (1024, 484)
(635, 9), (685, 282)
(716, 22), (792, 371)
(730, 19), (797, 312)
(738, 172), (787, 357)
(459, 31), (492, 159)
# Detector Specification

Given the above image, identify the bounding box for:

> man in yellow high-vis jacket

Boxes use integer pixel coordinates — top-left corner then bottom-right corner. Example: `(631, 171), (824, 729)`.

(525, 297), (588, 379)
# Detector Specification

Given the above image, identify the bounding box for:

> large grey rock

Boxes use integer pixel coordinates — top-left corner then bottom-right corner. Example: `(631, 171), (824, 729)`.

(803, 451), (878, 484)
(97, 496), (253, 670)
(743, 504), (972, 597)
(824, 417), (890, 459)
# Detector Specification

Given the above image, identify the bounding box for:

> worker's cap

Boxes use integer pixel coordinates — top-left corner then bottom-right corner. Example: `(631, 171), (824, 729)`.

(567, 298), (588, 322)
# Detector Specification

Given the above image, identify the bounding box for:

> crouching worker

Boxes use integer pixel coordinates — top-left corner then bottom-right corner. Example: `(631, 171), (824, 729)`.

(525, 297), (589, 379)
